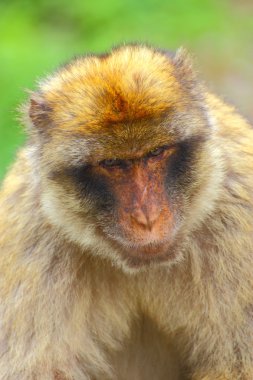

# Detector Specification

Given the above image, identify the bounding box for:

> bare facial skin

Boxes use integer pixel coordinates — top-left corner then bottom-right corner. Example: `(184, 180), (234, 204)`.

(94, 146), (177, 259)
(1, 44), (253, 379)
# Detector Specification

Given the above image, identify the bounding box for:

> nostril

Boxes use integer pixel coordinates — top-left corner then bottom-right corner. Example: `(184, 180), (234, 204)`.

(130, 208), (160, 231)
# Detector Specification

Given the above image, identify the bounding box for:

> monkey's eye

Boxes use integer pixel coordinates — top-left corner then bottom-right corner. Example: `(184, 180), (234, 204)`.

(99, 158), (127, 168)
(147, 146), (168, 157)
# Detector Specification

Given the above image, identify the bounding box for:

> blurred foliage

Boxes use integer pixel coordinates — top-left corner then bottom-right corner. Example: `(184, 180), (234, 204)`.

(0, 0), (253, 179)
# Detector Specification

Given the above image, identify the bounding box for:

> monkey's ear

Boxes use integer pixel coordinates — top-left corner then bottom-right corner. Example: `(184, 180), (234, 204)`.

(28, 92), (52, 132)
(174, 48), (195, 76)
(173, 48), (200, 94)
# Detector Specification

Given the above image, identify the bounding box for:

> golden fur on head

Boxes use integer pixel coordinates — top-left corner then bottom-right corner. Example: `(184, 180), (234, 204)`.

(28, 45), (202, 147)
(33, 46), (182, 129)
(1, 44), (253, 379)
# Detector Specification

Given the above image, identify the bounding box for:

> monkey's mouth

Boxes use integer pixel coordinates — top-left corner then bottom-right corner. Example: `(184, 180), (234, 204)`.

(129, 241), (169, 256)
(112, 238), (177, 268)
(96, 225), (179, 268)
(122, 244), (175, 268)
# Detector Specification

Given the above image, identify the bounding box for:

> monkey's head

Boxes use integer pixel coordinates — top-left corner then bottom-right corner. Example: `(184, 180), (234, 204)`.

(26, 45), (223, 271)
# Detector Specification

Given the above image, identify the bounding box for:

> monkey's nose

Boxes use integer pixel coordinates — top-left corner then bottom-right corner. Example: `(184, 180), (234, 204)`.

(130, 208), (160, 231)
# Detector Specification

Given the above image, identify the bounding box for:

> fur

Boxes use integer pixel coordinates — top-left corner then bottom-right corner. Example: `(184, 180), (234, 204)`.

(1, 44), (253, 379)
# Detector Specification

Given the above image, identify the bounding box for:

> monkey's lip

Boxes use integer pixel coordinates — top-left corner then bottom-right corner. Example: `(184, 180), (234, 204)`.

(128, 242), (169, 256)
(121, 243), (175, 269)
(115, 240), (175, 266)
(97, 227), (177, 266)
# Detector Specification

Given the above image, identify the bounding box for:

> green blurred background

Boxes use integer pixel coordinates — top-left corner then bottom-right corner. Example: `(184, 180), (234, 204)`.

(1, 0), (253, 179)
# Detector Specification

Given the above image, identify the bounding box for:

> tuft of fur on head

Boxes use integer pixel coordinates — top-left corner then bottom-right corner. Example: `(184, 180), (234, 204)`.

(27, 45), (202, 136)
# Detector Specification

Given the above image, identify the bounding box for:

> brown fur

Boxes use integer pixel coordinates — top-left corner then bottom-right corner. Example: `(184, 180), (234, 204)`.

(1, 44), (253, 379)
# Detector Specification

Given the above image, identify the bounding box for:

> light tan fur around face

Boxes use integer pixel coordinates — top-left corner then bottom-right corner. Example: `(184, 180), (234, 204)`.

(1, 44), (253, 379)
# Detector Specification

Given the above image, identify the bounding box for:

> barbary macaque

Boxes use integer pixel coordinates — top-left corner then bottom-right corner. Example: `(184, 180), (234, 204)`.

(1, 44), (253, 379)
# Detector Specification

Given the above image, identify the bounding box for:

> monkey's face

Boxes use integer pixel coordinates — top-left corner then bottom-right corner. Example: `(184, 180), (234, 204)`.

(29, 45), (222, 270)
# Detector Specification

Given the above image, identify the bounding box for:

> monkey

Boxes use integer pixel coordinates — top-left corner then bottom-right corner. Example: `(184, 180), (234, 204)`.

(1, 43), (253, 380)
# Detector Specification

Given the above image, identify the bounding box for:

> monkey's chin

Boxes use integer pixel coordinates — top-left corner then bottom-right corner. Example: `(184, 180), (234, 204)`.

(114, 240), (178, 269)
